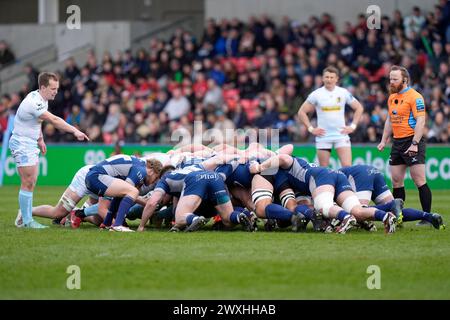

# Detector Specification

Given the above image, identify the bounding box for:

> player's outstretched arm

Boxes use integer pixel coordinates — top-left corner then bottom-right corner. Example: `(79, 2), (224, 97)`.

(173, 143), (212, 154)
(138, 190), (164, 232)
(39, 111), (89, 141)
(201, 153), (241, 170)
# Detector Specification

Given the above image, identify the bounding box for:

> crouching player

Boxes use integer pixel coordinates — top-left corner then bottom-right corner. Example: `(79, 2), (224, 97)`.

(252, 154), (397, 234)
(340, 164), (445, 230)
(172, 170), (255, 232)
(85, 154), (162, 232)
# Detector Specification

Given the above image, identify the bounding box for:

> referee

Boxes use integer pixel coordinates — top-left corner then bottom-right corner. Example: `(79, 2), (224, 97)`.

(377, 65), (432, 223)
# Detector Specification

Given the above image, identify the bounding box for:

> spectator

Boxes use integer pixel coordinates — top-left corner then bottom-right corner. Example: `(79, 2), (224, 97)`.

(428, 111), (448, 143)
(0, 40), (15, 68)
(274, 111), (296, 142)
(260, 27), (284, 53)
(214, 110), (235, 143)
(203, 78), (224, 109)
(404, 6), (426, 39)
(238, 30), (256, 57)
(163, 86), (191, 121)
(0, 94), (11, 140)
(24, 63), (39, 91)
(66, 105), (82, 127)
(64, 57), (80, 83)
(102, 103), (121, 136)
(230, 102), (248, 128)
(151, 90), (169, 113)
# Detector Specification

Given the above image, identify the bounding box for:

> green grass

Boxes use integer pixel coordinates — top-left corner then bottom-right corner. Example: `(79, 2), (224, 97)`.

(0, 186), (449, 299)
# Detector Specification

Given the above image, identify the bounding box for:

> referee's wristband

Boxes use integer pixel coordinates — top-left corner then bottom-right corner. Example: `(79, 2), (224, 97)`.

(350, 123), (357, 130)
(308, 126), (314, 133)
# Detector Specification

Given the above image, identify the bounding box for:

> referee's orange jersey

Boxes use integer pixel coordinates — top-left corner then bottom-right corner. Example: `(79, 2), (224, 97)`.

(388, 87), (426, 139)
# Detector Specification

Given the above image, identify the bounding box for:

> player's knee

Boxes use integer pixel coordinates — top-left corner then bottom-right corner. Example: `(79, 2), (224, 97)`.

(58, 194), (76, 213)
(280, 190), (295, 209)
(313, 192), (334, 218)
(125, 187), (139, 199)
(254, 199), (271, 218)
(390, 173), (404, 186)
(21, 178), (36, 191)
(252, 189), (273, 218)
(341, 195), (361, 215)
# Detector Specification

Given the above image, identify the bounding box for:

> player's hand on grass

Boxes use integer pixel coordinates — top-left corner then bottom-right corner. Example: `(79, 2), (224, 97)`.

(137, 225), (145, 232)
(74, 130), (90, 141)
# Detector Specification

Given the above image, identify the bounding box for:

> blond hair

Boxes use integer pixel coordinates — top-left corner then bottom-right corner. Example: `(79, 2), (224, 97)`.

(146, 159), (163, 176)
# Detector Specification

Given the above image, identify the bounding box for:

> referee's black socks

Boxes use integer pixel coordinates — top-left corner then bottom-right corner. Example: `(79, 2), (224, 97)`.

(393, 187), (405, 201)
(418, 183), (432, 213)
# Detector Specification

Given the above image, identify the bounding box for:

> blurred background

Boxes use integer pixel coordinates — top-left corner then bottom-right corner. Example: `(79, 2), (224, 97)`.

(0, 0), (449, 187)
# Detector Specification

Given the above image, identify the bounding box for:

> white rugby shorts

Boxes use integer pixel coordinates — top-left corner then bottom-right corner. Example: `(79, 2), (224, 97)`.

(9, 135), (40, 167)
(316, 137), (351, 150)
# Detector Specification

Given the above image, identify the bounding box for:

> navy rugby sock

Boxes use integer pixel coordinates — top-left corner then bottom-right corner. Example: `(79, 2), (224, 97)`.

(337, 210), (349, 221)
(295, 205), (314, 220)
(402, 208), (433, 223)
(186, 214), (199, 226)
(373, 200), (395, 212)
(113, 196), (134, 227)
(374, 210), (388, 221)
(265, 204), (293, 221)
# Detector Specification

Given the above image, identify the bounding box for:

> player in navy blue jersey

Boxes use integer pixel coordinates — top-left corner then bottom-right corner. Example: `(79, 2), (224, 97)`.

(137, 154), (243, 231)
(252, 155), (397, 234)
(218, 162), (256, 212)
(249, 159), (305, 232)
(172, 170), (254, 232)
(85, 154), (162, 232)
(137, 164), (204, 231)
(339, 165), (445, 230)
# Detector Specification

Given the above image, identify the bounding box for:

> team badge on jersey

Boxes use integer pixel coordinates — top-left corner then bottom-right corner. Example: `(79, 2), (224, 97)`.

(416, 98), (425, 111)
(337, 97), (341, 103)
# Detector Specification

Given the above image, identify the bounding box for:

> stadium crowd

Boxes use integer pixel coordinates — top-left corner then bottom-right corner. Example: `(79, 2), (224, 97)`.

(0, 0), (449, 145)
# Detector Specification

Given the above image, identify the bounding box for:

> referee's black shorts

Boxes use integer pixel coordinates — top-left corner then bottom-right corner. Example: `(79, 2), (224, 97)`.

(389, 136), (426, 166)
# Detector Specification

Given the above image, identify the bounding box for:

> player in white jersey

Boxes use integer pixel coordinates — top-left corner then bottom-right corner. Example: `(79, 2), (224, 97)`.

(297, 66), (363, 167)
(14, 165), (102, 227)
(10, 72), (89, 229)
